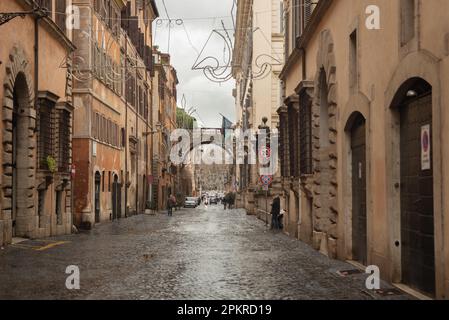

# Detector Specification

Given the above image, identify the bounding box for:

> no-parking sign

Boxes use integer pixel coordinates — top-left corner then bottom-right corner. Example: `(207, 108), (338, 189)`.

(260, 175), (273, 186)
(421, 124), (431, 171)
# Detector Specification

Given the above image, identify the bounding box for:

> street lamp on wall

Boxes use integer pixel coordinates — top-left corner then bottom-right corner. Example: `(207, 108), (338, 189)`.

(0, 7), (48, 26)
(143, 122), (163, 136)
(406, 90), (418, 98)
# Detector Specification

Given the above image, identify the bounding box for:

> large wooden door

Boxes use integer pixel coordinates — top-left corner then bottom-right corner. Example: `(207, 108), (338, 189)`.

(400, 93), (435, 296)
(351, 115), (367, 265)
(112, 175), (121, 220)
(117, 181), (122, 219)
(11, 99), (18, 237)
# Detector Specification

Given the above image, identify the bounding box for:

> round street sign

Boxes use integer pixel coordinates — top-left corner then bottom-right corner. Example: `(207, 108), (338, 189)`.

(260, 175), (273, 186)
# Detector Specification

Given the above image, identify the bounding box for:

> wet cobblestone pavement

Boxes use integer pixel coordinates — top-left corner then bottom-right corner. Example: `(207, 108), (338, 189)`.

(0, 206), (411, 300)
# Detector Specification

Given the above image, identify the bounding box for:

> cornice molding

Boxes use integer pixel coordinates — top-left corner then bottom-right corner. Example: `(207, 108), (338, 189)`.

(295, 80), (314, 95)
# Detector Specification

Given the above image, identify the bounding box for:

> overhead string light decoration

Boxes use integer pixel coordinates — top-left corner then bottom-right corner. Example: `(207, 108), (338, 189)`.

(191, 21), (234, 84)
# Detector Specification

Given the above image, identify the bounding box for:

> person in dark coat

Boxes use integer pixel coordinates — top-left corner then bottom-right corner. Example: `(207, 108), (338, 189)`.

(167, 194), (175, 216)
(223, 195), (228, 210)
(271, 197), (281, 230)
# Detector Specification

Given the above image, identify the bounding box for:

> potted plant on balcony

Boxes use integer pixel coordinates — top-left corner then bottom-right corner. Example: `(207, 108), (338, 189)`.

(42, 155), (57, 186)
(45, 155), (57, 174)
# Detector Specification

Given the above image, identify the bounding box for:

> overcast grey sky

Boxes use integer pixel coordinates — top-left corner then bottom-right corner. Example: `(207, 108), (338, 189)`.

(153, 0), (236, 128)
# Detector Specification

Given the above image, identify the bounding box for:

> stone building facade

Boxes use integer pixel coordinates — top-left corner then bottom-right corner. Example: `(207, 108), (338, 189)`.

(0, 0), (76, 246)
(232, 0), (285, 216)
(279, 0), (449, 298)
(71, 0), (158, 227)
(151, 49), (178, 210)
(175, 108), (196, 200)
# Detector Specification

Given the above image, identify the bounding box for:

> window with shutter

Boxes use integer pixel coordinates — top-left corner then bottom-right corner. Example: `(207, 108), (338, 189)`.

(279, 1), (284, 33)
(107, 0), (112, 29)
(100, 116), (104, 142)
(97, 113), (101, 140)
(121, 2), (130, 30)
(56, 0), (67, 34)
(92, 111), (97, 139)
(280, 111), (290, 177)
(129, 18), (139, 47)
(303, 0), (313, 29)
(121, 128), (126, 148)
(144, 92), (148, 120)
(288, 106), (299, 177)
(38, 0), (52, 11)
(132, 75), (135, 106)
(37, 98), (55, 170)
(144, 45), (152, 71)
(293, 0), (301, 43)
(140, 86), (144, 116)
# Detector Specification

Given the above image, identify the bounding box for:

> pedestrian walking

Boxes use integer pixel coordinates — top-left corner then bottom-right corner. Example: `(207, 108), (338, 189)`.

(167, 194), (175, 216)
(271, 196), (281, 230)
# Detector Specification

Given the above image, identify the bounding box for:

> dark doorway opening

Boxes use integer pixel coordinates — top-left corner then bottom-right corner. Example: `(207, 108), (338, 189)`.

(112, 175), (121, 220)
(398, 80), (435, 296)
(350, 113), (367, 265)
(11, 73), (30, 238)
(94, 172), (101, 223)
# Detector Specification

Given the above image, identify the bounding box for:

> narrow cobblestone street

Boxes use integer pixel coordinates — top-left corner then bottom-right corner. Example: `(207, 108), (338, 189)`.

(0, 205), (410, 300)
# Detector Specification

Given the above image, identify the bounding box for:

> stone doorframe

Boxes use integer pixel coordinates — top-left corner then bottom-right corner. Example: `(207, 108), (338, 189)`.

(311, 29), (338, 258)
(338, 93), (371, 262)
(384, 50), (444, 298)
(1, 46), (36, 243)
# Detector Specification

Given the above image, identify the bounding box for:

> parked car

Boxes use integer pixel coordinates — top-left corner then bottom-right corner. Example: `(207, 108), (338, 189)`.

(209, 196), (218, 205)
(184, 197), (198, 208)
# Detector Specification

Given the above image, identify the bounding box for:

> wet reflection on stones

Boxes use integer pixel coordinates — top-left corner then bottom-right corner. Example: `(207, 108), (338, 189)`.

(0, 206), (411, 300)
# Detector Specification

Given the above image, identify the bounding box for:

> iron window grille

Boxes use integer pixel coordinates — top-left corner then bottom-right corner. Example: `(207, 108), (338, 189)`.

(37, 96), (56, 170)
(58, 109), (71, 173)
(299, 92), (313, 175)
(55, 0), (66, 34)
(288, 106), (300, 177)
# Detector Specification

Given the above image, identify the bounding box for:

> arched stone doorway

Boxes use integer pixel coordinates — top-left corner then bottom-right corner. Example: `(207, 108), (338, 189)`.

(2, 46), (36, 241)
(391, 78), (435, 296)
(383, 50), (444, 297)
(346, 112), (367, 265)
(340, 93), (371, 262)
